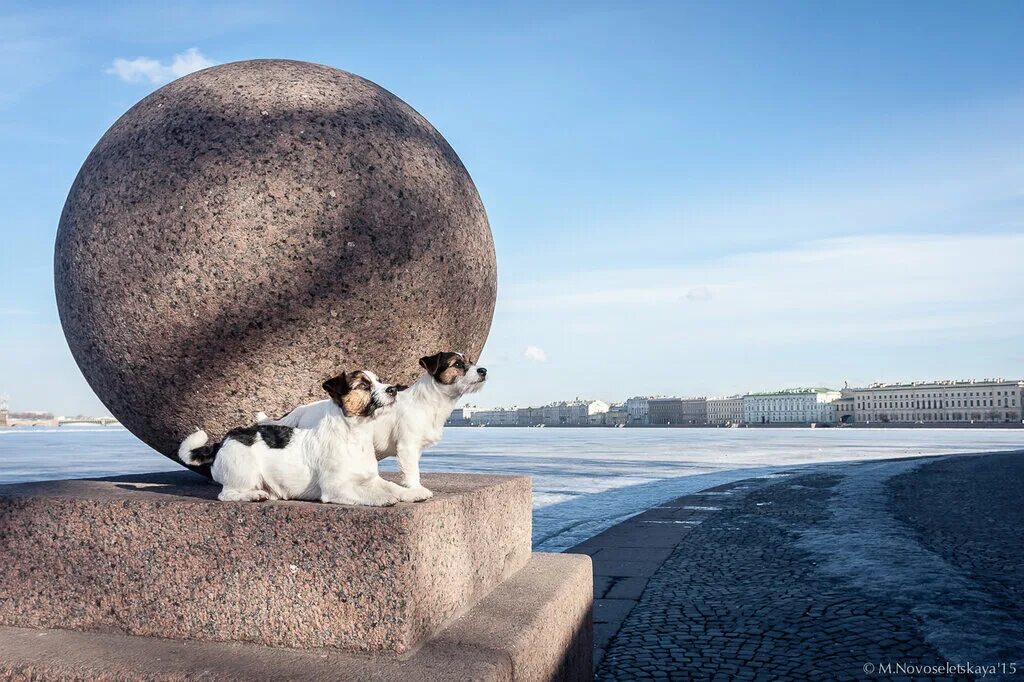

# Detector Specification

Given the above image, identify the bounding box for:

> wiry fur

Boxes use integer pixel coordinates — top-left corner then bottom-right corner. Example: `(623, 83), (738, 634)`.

(178, 370), (420, 506)
(265, 352), (486, 500)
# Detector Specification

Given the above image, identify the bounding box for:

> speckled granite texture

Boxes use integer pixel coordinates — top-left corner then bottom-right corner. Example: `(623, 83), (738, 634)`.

(0, 471), (529, 654)
(0, 553), (593, 681)
(54, 59), (496, 462)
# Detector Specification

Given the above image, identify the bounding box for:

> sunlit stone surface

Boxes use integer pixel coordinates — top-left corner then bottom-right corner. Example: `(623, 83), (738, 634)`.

(54, 60), (496, 463)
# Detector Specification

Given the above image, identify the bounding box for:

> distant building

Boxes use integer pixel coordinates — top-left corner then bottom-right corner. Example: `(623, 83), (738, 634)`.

(604, 404), (628, 426)
(848, 379), (1024, 424)
(680, 398), (708, 425)
(0, 398), (7, 428)
(445, 405), (479, 426)
(542, 399), (610, 426)
(648, 397), (682, 425)
(832, 391), (856, 424)
(586, 404), (628, 427)
(517, 407), (543, 427)
(9, 411), (53, 420)
(743, 389), (840, 424)
(625, 396), (653, 424)
(648, 397), (708, 426)
(707, 396), (744, 426)
(472, 407), (519, 426)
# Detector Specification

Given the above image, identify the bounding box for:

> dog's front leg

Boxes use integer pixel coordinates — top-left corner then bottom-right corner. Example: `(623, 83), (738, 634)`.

(396, 442), (433, 500)
(320, 474), (399, 507)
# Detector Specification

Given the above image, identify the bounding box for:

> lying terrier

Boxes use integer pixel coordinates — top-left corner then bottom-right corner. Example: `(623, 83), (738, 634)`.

(179, 370), (423, 506)
(262, 352), (486, 500)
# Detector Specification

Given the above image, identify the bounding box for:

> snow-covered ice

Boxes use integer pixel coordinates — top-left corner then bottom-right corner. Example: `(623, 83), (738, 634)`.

(2, 425), (1021, 551)
(382, 427), (1023, 550)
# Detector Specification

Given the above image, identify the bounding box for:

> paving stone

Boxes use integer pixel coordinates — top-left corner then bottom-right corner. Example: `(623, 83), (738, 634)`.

(591, 559), (663, 578)
(593, 452), (1024, 680)
(605, 577), (649, 600)
(591, 547), (675, 563)
(593, 599), (637, 624)
(593, 622), (621, 650)
(584, 527), (690, 548)
(592, 575), (614, 599)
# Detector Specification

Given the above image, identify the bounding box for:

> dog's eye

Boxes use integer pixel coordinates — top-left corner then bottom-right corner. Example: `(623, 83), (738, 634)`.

(454, 361), (465, 369)
(358, 382), (370, 390)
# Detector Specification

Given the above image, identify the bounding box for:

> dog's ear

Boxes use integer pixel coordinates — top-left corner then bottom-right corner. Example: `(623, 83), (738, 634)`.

(322, 372), (351, 400)
(419, 353), (444, 376)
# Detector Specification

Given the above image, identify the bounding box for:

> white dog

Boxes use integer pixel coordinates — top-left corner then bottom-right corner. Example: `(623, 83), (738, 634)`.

(263, 352), (486, 500)
(178, 370), (423, 506)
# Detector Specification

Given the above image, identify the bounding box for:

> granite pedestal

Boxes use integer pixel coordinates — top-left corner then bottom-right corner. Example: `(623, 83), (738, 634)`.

(0, 471), (592, 680)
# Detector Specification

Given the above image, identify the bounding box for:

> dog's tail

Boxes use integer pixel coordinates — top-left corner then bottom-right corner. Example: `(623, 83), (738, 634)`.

(178, 429), (221, 466)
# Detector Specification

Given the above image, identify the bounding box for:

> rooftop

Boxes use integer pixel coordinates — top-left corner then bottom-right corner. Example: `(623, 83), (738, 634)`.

(747, 388), (838, 396)
(865, 378), (1024, 389)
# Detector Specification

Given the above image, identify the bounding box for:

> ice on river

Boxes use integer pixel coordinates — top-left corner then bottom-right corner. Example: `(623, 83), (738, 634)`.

(2, 425), (1021, 551)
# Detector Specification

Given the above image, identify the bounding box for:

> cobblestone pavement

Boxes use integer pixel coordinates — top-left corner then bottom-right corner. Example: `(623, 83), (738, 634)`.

(577, 450), (1024, 681)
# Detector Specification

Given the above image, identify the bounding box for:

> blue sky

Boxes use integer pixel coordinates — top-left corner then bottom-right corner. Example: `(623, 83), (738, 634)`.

(2, 1), (1023, 414)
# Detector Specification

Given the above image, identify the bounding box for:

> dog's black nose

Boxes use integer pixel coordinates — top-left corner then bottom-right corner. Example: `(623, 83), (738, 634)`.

(477, 367), (487, 377)
(385, 386), (398, 396)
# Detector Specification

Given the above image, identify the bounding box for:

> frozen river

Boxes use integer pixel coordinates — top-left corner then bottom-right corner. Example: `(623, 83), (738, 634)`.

(2, 426), (1021, 550)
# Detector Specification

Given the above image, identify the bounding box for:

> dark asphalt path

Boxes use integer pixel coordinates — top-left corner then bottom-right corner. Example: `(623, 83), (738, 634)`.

(578, 450), (1024, 681)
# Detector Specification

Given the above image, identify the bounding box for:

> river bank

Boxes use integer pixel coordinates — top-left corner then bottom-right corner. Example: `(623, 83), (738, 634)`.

(582, 449), (1024, 678)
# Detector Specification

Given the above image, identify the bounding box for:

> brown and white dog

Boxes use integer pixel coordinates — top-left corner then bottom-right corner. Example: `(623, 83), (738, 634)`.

(263, 352), (487, 500)
(179, 370), (423, 506)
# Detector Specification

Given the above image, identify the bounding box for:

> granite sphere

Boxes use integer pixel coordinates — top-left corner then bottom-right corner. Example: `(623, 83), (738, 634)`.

(55, 60), (496, 464)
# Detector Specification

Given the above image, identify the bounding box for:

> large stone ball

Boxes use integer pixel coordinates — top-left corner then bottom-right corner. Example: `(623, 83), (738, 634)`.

(55, 60), (496, 464)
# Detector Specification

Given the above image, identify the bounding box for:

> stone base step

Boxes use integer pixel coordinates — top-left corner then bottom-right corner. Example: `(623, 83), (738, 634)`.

(0, 470), (531, 653)
(0, 553), (592, 681)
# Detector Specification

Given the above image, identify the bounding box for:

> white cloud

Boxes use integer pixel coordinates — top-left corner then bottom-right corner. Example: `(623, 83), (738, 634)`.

(107, 48), (215, 84)
(682, 286), (712, 302)
(524, 346), (548, 362)
(504, 231), (1024, 345)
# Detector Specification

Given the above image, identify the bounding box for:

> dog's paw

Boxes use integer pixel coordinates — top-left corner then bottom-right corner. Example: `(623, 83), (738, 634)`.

(406, 486), (434, 502)
(360, 492), (399, 507)
(219, 488), (271, 503)
(323, 491), (398, 507)
(393, 485), (433, 503)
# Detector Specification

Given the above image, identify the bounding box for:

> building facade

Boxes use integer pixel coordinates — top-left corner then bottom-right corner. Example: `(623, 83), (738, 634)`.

(467, 407), (519, 426)
(516, 407), (543, 427)
(445, 405), (479, 426)
(848, 379), (1024, 424)
(604, 404), (628, 426)
(647, 398), (707, 425)
(648, 397), (681, 425)
(680, 398), (708, 425)
(625, 396), (653, 424)
(707, 396), (744, 426)
(542, 399), (610, 426)
(743, 389), (840, 424)
(832, 391), (855, 424)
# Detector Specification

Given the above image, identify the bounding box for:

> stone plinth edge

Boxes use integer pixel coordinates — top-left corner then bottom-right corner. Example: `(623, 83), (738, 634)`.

(0, 553), (593, 682)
